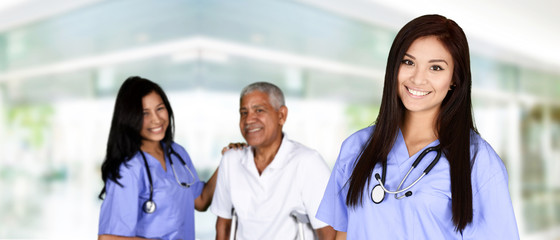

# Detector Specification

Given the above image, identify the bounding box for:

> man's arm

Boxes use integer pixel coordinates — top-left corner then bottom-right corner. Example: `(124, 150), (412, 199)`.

(316, 226), (336, 240)
(215, 217), (232, 240)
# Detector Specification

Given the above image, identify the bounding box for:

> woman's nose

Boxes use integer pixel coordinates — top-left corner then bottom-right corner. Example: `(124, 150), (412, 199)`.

(410, 68), (427, 85)
(151, 112), (162, 124)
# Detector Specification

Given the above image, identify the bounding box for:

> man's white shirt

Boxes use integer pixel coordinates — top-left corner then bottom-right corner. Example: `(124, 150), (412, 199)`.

(210, 136), (331, 239)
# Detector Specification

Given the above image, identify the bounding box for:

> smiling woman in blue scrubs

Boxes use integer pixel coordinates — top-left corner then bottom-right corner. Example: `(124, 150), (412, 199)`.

(316, 15), (519, 239)
(97, 76), (218, 240)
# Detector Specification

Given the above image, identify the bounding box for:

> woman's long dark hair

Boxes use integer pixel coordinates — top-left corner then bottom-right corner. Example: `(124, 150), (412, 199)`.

(346, 14), (477, 232)
(98, 76), (175, 199)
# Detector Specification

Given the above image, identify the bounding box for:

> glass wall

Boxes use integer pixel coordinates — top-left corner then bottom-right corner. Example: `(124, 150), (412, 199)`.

(0, 0), (558, 239)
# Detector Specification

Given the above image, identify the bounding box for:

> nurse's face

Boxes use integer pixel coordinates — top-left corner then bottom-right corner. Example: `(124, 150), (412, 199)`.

(397, 36), (454, 116)
(239, 90), (286, 149)
(140, 91), (169, 146)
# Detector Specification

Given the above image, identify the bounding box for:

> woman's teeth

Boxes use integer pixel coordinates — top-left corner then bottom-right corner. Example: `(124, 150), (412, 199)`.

(408, 88), (430, 96)
(150, 127), (163, 132)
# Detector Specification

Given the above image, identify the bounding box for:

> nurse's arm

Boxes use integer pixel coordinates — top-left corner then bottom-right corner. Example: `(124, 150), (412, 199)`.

(194, 167), (219, 211)
(334, 231), (346, 240)
(98, 234), (149, 240)
(316, 226), (336, 240)
(215, 216), (232, 240)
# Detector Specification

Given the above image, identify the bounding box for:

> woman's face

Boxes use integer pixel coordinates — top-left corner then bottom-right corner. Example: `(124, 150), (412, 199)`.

(397, 36), (454, 116)
(140, 91), (169, 146)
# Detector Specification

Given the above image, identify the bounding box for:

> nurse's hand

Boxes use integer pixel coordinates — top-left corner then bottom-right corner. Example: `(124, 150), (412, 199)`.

(221, 142), (247, 155)
(335, 231), (347, 240)
(317, 226), (336, 240)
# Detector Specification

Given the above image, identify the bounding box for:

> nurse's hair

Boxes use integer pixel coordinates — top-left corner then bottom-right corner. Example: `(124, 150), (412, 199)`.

(240, 82), (285, 110)
(345, 14), (477, 232)
(98, 76), (175, 199)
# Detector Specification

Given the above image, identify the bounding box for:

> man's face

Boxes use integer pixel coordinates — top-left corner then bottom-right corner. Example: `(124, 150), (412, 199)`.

(239, 91), (286, 149)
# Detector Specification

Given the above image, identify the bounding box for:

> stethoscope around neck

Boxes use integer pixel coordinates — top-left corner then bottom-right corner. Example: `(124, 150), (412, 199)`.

(139, 145), (196, 214)
(371, 145), (442, 204)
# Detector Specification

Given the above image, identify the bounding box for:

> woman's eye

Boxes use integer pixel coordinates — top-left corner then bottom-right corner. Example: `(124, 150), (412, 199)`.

(157, 107), (165, 111)
(430, 65), (444, 71)
(401, 59), (414, 66)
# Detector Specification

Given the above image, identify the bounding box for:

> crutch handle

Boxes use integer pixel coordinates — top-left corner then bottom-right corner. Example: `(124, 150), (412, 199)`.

(290, 210), (310, 240)
(290, 210), (310, 224)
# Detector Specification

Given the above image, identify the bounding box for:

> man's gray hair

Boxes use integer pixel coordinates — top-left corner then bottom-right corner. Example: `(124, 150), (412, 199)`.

(240, 82), (285, 110)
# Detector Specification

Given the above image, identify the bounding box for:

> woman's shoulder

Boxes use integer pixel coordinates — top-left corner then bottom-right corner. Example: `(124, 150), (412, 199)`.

(341, 126), (374, 150)
(469, 132), (508, 186)
(121, 152), (145, 170)
(470, 131), (501, 163)
(336, 126), (375, 166)
(169, 142), (187, 153)
(167, 142), (191, 158)
(110, 152), (145, 183)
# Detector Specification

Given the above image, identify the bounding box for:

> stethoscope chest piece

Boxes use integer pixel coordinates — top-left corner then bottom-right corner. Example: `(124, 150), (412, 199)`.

(371, 184), (385, 204)
(143, 200), (156, 214)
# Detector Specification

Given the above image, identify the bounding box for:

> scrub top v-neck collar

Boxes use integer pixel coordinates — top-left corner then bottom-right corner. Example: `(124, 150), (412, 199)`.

(141, 150), (183, 186)
(142, 151), (168, 170)
(390, 129), (441, 167)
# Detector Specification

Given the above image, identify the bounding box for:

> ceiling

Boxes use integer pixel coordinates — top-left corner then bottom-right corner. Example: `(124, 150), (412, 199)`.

(0, 0), (558, 74)
(299, 0), (560, 73)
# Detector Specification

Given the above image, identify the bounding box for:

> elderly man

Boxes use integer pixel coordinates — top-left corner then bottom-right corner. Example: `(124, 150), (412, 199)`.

(210, 82), (335, 239)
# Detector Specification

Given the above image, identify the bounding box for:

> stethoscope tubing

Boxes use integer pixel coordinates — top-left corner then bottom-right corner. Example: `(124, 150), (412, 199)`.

(139, 145), (196, 213)
(140, 151), (155, 204)
(169, 156), (196, 188)
(375, 171), (426, 195)
(373, 145), (441, 203)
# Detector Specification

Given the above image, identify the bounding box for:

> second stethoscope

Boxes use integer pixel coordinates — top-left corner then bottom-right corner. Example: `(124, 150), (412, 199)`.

(139, 145), (196, 214)
(371, 145), (442, 204)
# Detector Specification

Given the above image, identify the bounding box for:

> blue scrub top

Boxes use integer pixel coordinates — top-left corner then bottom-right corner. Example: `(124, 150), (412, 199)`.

(98, 142), (204, 240)
(316, 126), (519, 239)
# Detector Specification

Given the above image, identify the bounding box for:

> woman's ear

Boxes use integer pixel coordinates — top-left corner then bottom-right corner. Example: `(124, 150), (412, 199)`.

(449, 83), (456, 91)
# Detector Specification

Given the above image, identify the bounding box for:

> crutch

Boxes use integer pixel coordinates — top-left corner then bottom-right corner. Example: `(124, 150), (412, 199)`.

(290, 210), (311, 240)
(230, 208), (238, 240)
(230, 209), (310, 240)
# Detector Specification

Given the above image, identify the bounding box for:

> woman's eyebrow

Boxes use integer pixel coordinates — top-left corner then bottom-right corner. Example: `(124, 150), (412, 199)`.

(405, 53), (448, 65)
(429, 59), (449, 65)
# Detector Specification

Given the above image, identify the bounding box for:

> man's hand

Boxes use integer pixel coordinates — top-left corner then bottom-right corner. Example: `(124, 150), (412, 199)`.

(221, 142), (247, 155)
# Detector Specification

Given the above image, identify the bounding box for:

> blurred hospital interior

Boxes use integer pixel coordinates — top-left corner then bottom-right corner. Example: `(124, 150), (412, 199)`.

(0, 0), (559, 239)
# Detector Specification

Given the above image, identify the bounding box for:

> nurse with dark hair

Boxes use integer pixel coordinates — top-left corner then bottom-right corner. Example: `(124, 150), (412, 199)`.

(97, 76), (218, 240)
(316, 15), (519, 239)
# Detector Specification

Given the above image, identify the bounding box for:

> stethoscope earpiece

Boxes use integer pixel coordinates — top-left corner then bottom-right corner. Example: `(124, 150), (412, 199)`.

(143, 200), (156, 214)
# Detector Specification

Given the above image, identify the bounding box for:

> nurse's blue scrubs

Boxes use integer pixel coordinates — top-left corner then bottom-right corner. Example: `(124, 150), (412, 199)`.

(316, 126), (519, 239)
(98, 142), (204, 240)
